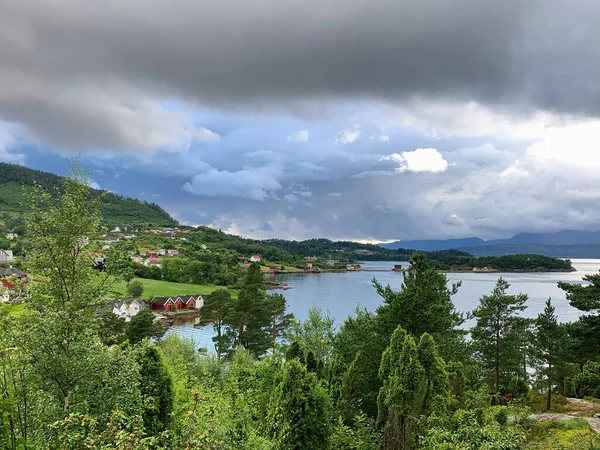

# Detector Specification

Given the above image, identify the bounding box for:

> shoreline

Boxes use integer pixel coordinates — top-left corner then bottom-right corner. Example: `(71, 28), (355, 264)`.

(265, 268), (577, 276)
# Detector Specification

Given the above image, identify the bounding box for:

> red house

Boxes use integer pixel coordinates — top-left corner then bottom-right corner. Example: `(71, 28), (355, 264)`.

(174, 297), (184, 310)
(180, 295), (197, 308)
(150, 296), (175, 311)
(150, 294), (205, 311)
(1, 279), (16, 290)
(146, 250), (158, 257)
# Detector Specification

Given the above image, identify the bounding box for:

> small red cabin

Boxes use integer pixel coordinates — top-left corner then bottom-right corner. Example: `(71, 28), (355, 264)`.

(150, 296), (175, 311)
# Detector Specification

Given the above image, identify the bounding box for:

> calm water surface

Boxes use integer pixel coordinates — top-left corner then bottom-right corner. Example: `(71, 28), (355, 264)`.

(165, 259), (600, 350)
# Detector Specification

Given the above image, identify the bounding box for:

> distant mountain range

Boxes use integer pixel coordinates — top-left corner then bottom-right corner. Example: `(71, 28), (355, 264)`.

(380, 231), (600, 258)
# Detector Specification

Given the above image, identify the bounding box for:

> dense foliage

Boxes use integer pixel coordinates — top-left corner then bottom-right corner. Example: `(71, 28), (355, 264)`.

(430, 253), (574, 272)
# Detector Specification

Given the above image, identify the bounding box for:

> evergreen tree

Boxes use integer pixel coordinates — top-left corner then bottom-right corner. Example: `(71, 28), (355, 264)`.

(265, 292), (295, 354)
(374, 252), (463, 358)
(196, 288), (234, 359)
(126, 309), (165, 344)
(338, 351), (372, 423)
(226, 263), (271, 356)
(532, 298), (565, 410)
(137, 345), (174, 435)
(269, 358), (332, 449)
(334, 308), (390, 419)
(470, 277), (529, 397)
(377, 327), (446, 450)
(559, 274), (600, 363)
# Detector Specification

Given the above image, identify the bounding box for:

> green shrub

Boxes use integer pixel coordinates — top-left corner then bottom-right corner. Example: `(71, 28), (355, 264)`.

(573, 361), (600, 398)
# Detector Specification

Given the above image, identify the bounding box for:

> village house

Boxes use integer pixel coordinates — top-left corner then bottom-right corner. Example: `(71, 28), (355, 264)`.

(326, 259), (339, 266)
(146, 250), (158, 257)
(250, 254), (261, 263)
(145, 257), (162, 268)
(0, 250), (14, 263)
(131, 255), (144, 264)
(149, 294), (205, 311)
(157, 249), (166, 256)
(5, 232), (18, 240)
(111, 227), (121, 233)
(304, 263), (313, 269)
(0, 267), (27, 280)
(0, 279), (23, 304)
(238, 256), (249, 263)
(305, 256), (317, 261)
(166, 249), (179, 257)
(112, 298), (149, 321)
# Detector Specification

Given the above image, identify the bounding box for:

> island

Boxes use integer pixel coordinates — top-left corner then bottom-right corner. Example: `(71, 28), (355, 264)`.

(428, 253), (576, 273)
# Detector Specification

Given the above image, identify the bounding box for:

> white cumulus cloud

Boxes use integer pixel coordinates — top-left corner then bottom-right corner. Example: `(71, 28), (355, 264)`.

(380, 148), (448, 173)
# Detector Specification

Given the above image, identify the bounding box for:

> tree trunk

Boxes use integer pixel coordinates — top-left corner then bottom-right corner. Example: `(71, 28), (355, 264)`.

(547, 357), (552, 411)
(495, 318), (500, 396)
(63, 389), (70, 413)
(216, 321), (222, 360)
(272, 321), (277, 354)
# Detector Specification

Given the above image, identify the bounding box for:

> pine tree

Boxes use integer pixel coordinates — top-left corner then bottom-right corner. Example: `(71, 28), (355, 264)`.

(470, 277), (529, 397)
(559, 274), (600, 363)
(374, 252), (463, 357)
(196, 288), (234, 359)
(265, 292), (294, 354)
(226, 263), (271, 356)
(532, 298), (565, 410)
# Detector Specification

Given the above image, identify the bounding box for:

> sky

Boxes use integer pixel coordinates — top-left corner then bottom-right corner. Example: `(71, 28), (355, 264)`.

(2, 0), (600, 242)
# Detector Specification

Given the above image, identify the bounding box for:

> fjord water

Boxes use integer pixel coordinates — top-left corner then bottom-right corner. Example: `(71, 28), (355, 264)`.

(166, 259), (600, 350)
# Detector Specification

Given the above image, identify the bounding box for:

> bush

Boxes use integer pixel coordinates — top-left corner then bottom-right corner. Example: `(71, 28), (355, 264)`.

(127, 280), (144, 297)
(573, 361), (600, 398)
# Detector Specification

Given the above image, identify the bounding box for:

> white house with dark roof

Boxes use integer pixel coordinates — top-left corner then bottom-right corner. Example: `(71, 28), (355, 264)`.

(112, 298), (149, 321)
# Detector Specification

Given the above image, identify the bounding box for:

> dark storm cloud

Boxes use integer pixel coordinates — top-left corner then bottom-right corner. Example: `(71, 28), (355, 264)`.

(3, 0), (600, 150)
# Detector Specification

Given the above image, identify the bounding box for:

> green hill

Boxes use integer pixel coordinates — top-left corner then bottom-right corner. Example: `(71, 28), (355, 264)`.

(0, 163), (178, 228)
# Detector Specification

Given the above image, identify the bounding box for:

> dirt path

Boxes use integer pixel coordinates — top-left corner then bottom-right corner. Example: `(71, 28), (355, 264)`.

(529, 398), (600, 433)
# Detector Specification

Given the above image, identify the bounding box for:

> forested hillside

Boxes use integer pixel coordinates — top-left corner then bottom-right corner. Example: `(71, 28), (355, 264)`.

(0, 163), (177, 227)
(189, 227), (474, 263)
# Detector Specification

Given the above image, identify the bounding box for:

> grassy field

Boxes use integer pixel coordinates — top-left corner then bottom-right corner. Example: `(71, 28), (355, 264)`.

(111, 277), (232, 299)
(525, 419), (599, 449)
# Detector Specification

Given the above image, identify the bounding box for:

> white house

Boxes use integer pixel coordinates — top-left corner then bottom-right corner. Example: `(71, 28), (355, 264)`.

(5, 233), (18, 240)
(112, 299), (149, 321)
(111, 227), (121, 233)
(250, 254), (261, 262)
(166, 249), (179, 257)
(0, 250), (14, 263)
(157, 249), (166, 256)
(0, 287), (9, 303)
